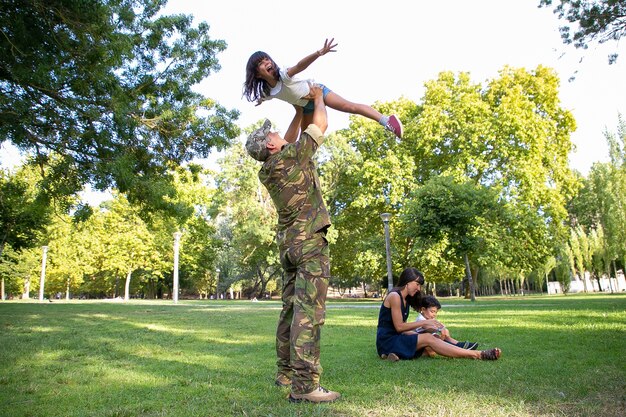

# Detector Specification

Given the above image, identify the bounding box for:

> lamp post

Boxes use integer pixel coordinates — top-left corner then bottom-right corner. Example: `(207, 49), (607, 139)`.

(380, 213), (393, 292)
(38, 246), (48, 301)
(173, 232), (182, 303)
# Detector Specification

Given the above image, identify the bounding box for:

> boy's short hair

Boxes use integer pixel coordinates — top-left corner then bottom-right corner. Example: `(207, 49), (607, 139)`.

(420, 295), (441, 310)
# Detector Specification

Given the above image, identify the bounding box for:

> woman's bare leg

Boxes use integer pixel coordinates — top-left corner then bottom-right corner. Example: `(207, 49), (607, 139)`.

(417, 333), (480, 359)
(324, 91), (383, 122)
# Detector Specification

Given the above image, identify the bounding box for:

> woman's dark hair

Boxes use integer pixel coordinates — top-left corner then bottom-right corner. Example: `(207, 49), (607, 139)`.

(419, 295), (441, 310)
(242, 51), (280, 103)
(392, 267), (425, 311)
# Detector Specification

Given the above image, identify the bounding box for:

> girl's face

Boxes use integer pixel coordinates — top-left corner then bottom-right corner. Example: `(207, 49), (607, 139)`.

(406, 280), (421, 296)
(256, 58), (277, 80)
(420, 306), (439, 320)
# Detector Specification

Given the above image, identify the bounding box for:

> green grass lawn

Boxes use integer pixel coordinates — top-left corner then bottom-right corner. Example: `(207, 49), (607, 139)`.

(1, 294), (624, 417)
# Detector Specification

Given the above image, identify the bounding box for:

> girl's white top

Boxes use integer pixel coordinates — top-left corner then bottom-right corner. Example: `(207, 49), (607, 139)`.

(264, 67), (312, 107)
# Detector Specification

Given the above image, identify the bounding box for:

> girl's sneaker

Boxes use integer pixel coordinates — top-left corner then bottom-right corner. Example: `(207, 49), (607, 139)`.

(385, 115), (404, 138)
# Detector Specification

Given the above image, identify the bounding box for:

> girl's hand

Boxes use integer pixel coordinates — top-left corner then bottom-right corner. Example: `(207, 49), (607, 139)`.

(317, 38), (338, 56)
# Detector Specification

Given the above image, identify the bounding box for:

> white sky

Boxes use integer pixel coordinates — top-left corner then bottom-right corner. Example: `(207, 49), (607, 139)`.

(2, 0), (625, 182)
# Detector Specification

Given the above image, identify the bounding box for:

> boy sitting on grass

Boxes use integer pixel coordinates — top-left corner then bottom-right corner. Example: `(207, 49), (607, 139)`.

(414, 295), (478, 356)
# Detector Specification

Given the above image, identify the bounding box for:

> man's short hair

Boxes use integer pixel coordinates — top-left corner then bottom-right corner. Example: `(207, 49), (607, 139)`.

(245, 119), (272, 161)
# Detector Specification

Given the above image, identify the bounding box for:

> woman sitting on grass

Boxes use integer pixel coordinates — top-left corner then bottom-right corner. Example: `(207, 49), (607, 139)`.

(376, 267), (501, 361)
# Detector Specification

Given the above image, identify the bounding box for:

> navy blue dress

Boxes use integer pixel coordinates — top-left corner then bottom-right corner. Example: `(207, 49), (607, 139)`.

(376, 290), (422, 359)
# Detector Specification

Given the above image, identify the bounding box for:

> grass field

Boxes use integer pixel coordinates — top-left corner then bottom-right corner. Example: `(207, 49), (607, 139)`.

(0, 294), (624, 417)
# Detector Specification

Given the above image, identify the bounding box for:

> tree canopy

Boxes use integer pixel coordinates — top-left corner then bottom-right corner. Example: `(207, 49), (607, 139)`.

(539, 0), (626, 64)
(0, 0), (240, 211)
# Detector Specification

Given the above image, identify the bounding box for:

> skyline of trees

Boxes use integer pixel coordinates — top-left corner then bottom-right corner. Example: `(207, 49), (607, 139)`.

(2, 1), (625, 300)
(2, 92), (624, 300)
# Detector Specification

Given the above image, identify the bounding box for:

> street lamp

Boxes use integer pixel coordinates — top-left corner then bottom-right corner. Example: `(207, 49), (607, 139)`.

(380, 213), (394, 292)
(173, 232), (182, 304)
(38, 246), (49, 301)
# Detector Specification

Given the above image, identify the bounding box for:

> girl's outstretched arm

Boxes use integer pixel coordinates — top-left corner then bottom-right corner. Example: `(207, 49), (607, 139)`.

(286, 38), (337, 78)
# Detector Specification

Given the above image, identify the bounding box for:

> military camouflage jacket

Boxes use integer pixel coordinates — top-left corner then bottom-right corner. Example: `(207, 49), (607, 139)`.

(258, 124), (331, 247)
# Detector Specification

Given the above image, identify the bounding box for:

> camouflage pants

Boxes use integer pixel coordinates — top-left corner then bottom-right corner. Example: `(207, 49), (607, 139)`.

(276, 231), (330, 394)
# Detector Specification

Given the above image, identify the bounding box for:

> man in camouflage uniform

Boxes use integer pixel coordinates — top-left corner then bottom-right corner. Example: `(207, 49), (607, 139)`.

(245, 85), (340, 403)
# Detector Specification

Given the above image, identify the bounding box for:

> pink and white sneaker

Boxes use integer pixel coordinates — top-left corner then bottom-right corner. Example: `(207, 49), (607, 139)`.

(385, 115), (403, 138)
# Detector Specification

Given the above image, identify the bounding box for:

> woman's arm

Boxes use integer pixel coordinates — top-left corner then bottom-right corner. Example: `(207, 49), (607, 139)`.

(388, 293), (442, 333)
(286, 38), (337, 78)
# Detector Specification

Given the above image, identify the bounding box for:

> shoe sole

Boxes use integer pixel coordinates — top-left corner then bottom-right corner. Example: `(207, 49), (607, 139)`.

(288, 395), (340, 403)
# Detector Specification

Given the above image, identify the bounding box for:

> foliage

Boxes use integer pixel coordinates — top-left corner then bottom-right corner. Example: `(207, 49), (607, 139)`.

(539, 0), (626, 64)
(401, 176), (505, 300)
(0, 245), (40, 298)
(213, 138), (280, 298)
(567, 116), (626, 277)
(0, 165), (52, 258)
(0, 0), (240, 212)
(325, 67), (577, 293)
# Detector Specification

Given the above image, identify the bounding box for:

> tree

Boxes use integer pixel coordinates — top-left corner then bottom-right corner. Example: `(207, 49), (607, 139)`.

(0, 166), (52, 258)
(0, 0), (240, 211)
(402, 176), (505, 301)
(556, 243), (573, 293)
(567, 116), (626, 281)
(319, 99), (418, 292)
(412, 67), (577, 287)
(213, 135), (280, 298)
(0, 165), (54, 297)
(539, 0), (626, 64)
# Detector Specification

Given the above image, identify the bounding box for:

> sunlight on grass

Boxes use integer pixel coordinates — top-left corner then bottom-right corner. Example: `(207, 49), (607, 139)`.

(1, 295), (624, 417)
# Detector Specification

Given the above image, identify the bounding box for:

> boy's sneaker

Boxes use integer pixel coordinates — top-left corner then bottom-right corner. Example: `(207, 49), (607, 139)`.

(385, 115), (403, 138)
(456, 341), (479, 350)
(289, 386), (341, 403)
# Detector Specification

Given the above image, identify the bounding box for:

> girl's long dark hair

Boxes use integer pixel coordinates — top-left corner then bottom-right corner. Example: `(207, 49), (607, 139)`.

(391, 267), (425, 312)
(242, 51), (280, 102)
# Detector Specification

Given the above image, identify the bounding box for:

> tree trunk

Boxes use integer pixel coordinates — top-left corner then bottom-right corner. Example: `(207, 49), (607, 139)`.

(65, 279), (70, 300)
(23, 277), (30, 299)
(124, 269), (132, 301)
(1, 277), (4, 300)
(114, 275), (120, 298)
(463, 253), (476, 302)
(610, 260), (617, 293)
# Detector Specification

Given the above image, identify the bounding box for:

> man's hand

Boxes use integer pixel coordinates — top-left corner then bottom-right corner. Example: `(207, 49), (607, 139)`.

(304, 83), (323, 101)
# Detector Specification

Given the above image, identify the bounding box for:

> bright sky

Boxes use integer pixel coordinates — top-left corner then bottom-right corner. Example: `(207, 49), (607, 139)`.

(162, 0), (626, 176)
(1, 0), (625, 181)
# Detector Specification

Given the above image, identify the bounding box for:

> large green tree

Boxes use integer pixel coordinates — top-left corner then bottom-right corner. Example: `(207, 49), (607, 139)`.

(402, 176), (505, 301)
(540, 0), (626, 64)
(0, 166), (51, 258)
(325, 67), (577, 293)
(0, 0), (239, 211)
